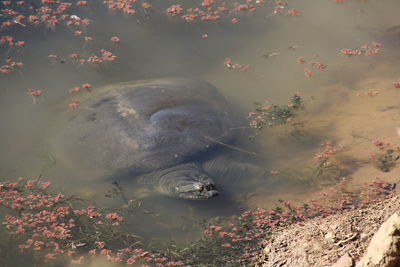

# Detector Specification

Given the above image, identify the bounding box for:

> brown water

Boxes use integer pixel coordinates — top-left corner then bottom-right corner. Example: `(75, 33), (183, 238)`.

(1, 0), (400, 265)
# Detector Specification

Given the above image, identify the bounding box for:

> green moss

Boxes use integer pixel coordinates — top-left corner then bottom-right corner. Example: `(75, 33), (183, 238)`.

(249, 94), (303, 136)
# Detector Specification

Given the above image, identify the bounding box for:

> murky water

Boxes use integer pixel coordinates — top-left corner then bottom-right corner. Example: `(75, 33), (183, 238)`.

(1, 0), (400, 265)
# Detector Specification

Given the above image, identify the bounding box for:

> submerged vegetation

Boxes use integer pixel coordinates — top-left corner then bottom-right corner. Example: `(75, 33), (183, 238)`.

(248, 94), (303, 136)
(0, 176), (395, 266)
(0, 178), (186, 266)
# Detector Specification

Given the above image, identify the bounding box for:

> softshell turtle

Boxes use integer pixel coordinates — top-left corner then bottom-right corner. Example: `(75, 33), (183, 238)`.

(50, 78), (235, 200)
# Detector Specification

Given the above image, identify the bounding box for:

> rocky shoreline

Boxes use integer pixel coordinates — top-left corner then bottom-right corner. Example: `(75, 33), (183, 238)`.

(255, 195), (400, 267)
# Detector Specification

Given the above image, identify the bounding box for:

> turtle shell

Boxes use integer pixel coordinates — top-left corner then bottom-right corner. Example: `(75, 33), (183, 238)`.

(50, 78), (233, 177)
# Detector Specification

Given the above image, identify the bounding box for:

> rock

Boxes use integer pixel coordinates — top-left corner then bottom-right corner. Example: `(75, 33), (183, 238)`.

(356, 212), (400, 267)
(331, 253), (354, 267)
(325, 232), (335, 241)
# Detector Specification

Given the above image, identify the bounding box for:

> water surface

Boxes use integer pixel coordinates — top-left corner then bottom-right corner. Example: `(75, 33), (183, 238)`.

(1, 0), (400, 265)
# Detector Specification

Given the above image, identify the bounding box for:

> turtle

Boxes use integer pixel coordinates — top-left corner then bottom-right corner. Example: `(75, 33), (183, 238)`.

(49, 78), (237, 200)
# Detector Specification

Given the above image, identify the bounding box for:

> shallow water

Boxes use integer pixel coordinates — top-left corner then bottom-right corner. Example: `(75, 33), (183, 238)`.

(1, 0), (400, 265)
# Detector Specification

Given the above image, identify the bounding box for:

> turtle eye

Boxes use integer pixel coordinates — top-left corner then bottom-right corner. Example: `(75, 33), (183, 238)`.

(198, 184), (205, 192)
(204, 182), (214, 190)
(193, 183), (204, 191)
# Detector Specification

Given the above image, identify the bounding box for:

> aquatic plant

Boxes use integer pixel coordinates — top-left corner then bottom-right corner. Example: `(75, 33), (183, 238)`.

(224, 58), (250, 71)
(340, 42), (382, 57)
(393, 81), (400, 88)
(0, 177), (183, 266)
(295, 54), (328, 77)
(313, 142), (343, 177)
(248, 93), (303, 135)
(0, 58), (24, 74)
(0, 176), (396, 266)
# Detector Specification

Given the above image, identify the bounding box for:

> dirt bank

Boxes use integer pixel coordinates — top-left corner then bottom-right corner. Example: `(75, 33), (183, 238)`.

(254, 193), (400, 267)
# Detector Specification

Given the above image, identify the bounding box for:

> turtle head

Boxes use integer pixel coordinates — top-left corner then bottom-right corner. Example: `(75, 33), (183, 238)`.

(158, 168), (218, 200)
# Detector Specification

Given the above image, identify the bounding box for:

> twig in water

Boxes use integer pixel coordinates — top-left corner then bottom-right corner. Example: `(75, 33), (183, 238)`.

(203, 136), (262, 157)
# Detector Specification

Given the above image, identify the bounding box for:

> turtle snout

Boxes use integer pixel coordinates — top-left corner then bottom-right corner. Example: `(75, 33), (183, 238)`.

(192, 182), (204, 191)
(175, 179), (218, 199)
(197, 176), (215, 188)
(195, 180), (219, 199)
(193, 181), (216, 192)
(160, 169), (219, 199)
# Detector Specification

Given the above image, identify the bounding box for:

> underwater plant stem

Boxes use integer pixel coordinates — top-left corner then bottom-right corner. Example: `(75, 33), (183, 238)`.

(203, 136), (262, 157)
